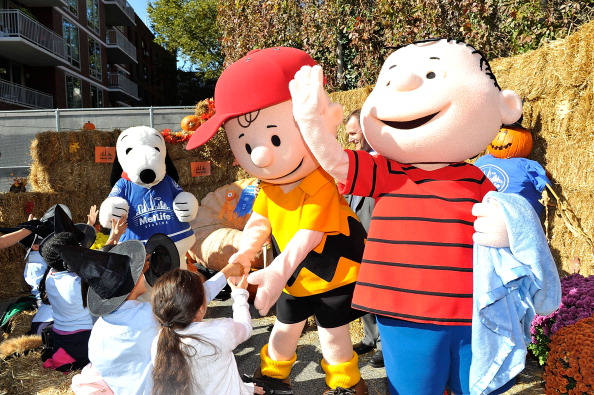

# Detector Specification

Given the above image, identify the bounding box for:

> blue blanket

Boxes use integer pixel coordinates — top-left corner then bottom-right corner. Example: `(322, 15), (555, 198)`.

(470, 191), (561, 395)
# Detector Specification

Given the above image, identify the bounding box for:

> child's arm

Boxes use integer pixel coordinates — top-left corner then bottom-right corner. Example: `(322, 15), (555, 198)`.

(203, 261), (244, 303)
(0, 228), (32, 249)
(228, 275), (252, 345)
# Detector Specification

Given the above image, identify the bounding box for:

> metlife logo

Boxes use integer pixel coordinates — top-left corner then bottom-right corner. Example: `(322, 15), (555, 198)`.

(132, 195), (173, 228)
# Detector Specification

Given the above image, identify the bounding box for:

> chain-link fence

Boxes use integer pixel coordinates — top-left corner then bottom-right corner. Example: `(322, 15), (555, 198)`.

(0, 106), (196, 192)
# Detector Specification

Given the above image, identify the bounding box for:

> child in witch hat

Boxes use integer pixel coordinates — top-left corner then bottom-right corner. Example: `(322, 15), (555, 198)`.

(0, 204), (76, 336)
(37, 205), (96, 372)
(62, 233), (246, 395)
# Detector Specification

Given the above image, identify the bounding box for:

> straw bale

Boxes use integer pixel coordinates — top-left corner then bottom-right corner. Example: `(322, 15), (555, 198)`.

(0, 350), (75, 395)
(0, 191), (97, 300)
(1, 311), (35, 340)
(490, 20), (594, 275)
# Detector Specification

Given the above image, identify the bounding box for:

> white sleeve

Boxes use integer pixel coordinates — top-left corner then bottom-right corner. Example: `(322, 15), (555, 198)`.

(203, 272), (227, 303)
(230, 288), (252, 346)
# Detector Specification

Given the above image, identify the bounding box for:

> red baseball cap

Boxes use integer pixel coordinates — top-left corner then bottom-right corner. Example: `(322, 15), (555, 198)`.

(186, 47), (319, 150)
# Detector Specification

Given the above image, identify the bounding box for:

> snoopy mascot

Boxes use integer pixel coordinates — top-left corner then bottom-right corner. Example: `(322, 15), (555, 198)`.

(99, 126), (198, 269)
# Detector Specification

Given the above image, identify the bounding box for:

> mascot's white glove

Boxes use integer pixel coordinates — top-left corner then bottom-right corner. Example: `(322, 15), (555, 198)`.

(472, 200), (510, 248)
(173, 192), (199, 222)
(248, 228), (323, 316)
(99, 197), (129, 228)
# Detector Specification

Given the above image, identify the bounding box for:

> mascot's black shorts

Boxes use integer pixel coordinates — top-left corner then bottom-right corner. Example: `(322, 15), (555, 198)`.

(276, 283), (365, 328)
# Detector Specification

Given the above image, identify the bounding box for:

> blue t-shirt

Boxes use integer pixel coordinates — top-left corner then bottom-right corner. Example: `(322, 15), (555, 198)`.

(108, 175), (194, 243)
(474, 154), (551, 216)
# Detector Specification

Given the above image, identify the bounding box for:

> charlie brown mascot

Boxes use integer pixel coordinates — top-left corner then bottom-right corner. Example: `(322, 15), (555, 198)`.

(186, 47), (368, 394)
(289, 39), (524, 395)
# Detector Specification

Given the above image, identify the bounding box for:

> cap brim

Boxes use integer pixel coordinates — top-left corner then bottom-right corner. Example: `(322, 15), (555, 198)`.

(86, 240), (146, 316)
(186, 113), (233, 150)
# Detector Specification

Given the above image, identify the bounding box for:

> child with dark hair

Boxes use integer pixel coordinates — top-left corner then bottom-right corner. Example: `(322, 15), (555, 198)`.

(39, 231), (94, 372)
(151, 269), (263, 395)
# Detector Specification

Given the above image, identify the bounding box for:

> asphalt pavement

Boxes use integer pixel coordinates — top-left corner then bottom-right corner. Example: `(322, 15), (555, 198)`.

(206, 296), (389, 395)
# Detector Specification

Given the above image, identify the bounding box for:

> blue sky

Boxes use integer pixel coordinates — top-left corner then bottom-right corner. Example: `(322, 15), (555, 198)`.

(128, 0), (151, 29)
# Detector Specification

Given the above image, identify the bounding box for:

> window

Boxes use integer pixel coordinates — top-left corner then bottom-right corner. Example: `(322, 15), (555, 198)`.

(67, 0), (78, 16)
(66, 74), (82, 108)
(63, 19), (80, 68)
(90, 85), (103, 108)
(88, 37), (101, 80)
(87, 0), (100, 33)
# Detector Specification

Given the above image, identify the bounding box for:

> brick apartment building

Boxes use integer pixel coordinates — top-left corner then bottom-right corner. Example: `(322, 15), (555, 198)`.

(0, 0), (178, 110)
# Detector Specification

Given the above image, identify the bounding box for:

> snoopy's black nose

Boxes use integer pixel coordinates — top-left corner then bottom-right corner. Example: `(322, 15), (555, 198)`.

(139, 169), (156, 184)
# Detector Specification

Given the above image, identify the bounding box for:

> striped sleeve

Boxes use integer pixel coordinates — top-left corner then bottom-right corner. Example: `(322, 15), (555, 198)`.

(338, 149), (382, 198)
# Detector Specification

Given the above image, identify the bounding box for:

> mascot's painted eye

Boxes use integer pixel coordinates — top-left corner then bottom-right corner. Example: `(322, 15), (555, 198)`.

(426, 72), (436, 79)
(245, 144), (252, 154)
(271, 135), (281, 147)
(155, 147), (160, 152)
(126, 148), (132, 155)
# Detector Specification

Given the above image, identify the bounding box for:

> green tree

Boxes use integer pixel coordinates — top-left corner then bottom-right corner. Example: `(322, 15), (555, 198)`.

(148, 0), (222, 79)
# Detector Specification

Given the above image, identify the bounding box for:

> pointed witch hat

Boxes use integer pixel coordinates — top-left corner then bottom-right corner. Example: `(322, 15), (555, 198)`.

(38, 205), (96, 256)
(59, 240), (146, 316)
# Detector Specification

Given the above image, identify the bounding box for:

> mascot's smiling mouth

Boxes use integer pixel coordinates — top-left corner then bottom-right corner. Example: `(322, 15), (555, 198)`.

(382, 112), (439, 130)
(265, 158), (304, 181)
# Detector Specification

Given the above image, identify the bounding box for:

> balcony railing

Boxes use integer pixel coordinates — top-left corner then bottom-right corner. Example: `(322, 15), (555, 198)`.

(103, 0), (136, 26)
(108, 72), (138, 99)
(0, 79), (53, 109)
(18, 0), (66, 6)
(0, 9), (67, 61)
(106, 28), (137, 63)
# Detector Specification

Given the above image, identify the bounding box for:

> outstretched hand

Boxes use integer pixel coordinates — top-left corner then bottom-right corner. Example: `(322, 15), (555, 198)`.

(87, 204), (99, 226)
(228, 274), (249, 290)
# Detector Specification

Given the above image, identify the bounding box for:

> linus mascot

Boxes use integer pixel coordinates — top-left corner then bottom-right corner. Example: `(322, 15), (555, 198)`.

(186, 47), (369, 394)
(100, 126), (198, 269)
(289, 39), (561, 395)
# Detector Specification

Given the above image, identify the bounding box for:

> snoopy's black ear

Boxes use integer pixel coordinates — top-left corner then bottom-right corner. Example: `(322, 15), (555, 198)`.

(109, 153), (124, 187)
(165, 153), (179, 183)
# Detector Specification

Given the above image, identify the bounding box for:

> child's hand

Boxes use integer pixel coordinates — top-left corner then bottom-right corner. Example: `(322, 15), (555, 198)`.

(87, 205), (98, 226)
(104, 216), (128, 246)
(221, 261), (247, 279)
(227, 274), (249, 290)
(111, 216), (128, 237)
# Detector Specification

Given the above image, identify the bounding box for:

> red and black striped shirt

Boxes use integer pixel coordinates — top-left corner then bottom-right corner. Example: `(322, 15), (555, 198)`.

(339, 150), (496, 325)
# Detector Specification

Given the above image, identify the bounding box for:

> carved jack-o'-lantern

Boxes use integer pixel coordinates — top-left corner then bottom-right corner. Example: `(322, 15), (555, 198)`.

(487, 125), (533, 159)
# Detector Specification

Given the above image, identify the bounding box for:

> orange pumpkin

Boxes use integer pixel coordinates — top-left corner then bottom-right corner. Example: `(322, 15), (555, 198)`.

(82, 121), (96, 130)
(487, 125), (533, 159)
(180, 115), (199, 131)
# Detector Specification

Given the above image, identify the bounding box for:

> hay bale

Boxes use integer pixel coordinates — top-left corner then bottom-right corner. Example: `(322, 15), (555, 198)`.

(491, 20), (594, 275)
(0, 191), (105, 299)
(0, 350), (75, 395)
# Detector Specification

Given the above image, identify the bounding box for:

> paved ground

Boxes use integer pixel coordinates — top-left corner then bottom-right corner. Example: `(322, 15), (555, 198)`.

(206, 296), (545, 395)
(206, 297), (390, 395)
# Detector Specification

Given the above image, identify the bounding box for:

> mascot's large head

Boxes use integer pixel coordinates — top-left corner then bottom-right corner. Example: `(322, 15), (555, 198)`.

(187, 47), (343, 185)
(361, 38), (523, 167)
(110, 126), (178, 189)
